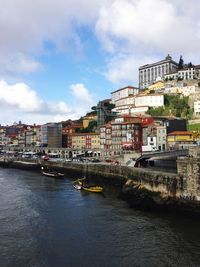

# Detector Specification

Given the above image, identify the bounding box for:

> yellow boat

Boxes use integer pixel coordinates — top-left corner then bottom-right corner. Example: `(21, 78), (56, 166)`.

(82, 186), (103, 193)
(73, 177), (103, 193)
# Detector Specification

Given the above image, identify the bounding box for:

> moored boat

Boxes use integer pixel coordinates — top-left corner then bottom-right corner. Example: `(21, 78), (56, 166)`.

(41, 167), (64, 178)
(73, 184), (82, 190)
(82, 185), (103, 193)
(73, 177), (103, 192)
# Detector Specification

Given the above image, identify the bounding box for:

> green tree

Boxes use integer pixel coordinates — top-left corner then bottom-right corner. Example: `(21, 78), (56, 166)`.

(178, 55), (184, 69)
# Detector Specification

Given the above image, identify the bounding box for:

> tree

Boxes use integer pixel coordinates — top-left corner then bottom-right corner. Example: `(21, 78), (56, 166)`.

(187, 62), (193, 68)
(177, 77), (183, 81)
(91, 106), (97, 111)
(178, 55), (184, 69)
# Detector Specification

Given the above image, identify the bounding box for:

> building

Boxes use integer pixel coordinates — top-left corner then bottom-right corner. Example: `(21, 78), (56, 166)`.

(41, 123), (62, 148)
(153, 117), (187, 134)
(109, 115), (153, 151)
(25, 127), (37, 147)
(112, 95), (136, 115)
(156, 125), (167, 151)
(111, 87), (163, 116)
(100, 124), (112, 150)
(148, 79), (165, 92)
(167, 131), (194, 150)
(62, 123), (83, 148)
(164, 67), (199, 81)
(83, 113), (97, 128)
(164, 85), (196, 96)
(139, 54), (179, 89)
(70, 133), (100, 150)
(142, 134), (157, 152)
(194, 100), (200, 117)
(135, 94), (164, 108)
(142, 124), (166, 152)
(111, 117), (142, 151)
(111, 86), (139, 103)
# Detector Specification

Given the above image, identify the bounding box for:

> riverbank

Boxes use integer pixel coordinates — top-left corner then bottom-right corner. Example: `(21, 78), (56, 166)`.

(1, 157), (200, 216)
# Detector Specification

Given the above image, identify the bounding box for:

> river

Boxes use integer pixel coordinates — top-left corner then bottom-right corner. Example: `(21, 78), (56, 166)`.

(0, 168), (200, 267)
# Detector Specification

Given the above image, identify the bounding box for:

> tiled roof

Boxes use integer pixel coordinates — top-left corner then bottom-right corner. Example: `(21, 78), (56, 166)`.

(167, 131), (193, 136)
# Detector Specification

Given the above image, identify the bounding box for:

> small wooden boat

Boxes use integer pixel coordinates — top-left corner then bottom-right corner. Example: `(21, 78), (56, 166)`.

(41, 167), (64, 178)
(82, 185), (103, 193)
(73, 177), (103, 193)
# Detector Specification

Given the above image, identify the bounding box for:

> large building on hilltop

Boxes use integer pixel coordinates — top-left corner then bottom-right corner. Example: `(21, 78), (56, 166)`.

(139, 54), (179, 89)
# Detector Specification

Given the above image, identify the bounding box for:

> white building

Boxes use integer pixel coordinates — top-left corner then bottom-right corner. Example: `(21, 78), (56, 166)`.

(156, 125), (166, 151)
(111, 86), (139, 103)
(139, 54), (179, 89)
(135, 94), (164, 108)
(112, 95), (135, 114)
(164, 85), (196, 97)
(142, 136), (157, 152)
(194, 101), (200, 117)
(164, 67), (196, 81)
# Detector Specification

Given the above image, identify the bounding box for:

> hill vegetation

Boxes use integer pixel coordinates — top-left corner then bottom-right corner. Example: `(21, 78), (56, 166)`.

(147, 94), (193, 119)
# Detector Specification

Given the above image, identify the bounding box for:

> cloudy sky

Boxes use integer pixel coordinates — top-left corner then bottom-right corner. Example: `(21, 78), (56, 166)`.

(0, 0), (200, 125)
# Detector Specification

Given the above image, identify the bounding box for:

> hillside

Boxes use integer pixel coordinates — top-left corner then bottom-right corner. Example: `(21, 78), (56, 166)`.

(147, 94), (193, 119)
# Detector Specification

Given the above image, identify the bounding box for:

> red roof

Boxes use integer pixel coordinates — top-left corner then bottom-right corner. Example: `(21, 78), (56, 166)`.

(168, 131), (193, 136)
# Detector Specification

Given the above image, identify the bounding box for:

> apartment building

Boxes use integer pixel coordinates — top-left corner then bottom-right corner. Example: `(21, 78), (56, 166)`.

(164, 85), (196, 96)
(194, 101), (200, 117)
(111, 86), (139, 103)
(135, 94), (164, 108)
(167, 131), (194, 150)
(100, 124), (112, 150)
(69, 133), (100, 150)
(41, 123), (62, 148)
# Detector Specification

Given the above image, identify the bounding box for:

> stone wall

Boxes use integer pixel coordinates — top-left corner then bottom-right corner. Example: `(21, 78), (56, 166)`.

(1, 154), (200, 203)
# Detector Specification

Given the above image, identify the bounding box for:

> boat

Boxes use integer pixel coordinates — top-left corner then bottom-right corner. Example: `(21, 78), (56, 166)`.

(73, 178), (103, 193)
(73, 184), (82, 190)
(41, 167), (64, 178)
(82, 185), (103, 193)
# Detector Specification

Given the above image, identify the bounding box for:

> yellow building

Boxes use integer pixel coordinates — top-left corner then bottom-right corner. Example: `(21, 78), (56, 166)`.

(148, 80), (164, 92)
(83, 114), (97, 128)
(71, 133), (100, 149)
(167, 131), (194, 149)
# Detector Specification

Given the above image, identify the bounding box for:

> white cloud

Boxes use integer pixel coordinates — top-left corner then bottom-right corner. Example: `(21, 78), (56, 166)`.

(1, 0), (200, 82)
(96, 0), (200, 54)
(70, 83), (95, 105)
(0, 80), (95, 125)
(1, 0), (200, 122)
(0, 80), (44, 112)
(70, 83), (96, 117)
(95, 0), (200, 84)
(0, 0), (105, 76)
(105, 54), (157, 85)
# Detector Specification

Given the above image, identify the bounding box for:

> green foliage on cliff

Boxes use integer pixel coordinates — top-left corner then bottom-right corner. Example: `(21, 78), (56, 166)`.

(188, 123), (200, 131)
(147, 94), (193, 119)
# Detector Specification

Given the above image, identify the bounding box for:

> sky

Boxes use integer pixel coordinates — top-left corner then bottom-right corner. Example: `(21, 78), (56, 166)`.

(1, 0), (200, 125)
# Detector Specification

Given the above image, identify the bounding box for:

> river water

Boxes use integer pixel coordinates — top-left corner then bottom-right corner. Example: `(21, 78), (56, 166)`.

(1, 168), (200, 267)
